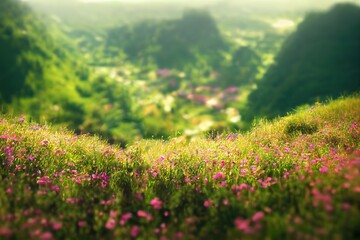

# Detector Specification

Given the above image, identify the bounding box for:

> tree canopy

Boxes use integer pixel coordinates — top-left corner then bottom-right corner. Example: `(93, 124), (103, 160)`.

(105, 9), (228, 71)
(246, 3), (360, 119)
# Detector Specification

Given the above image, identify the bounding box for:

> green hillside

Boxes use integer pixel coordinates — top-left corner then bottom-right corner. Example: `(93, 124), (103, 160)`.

(106, 9), (228, 71)
(0, 0), (156, 146)
(246, 3), (360, 120)
(0, 0), (88, 129)
(1, 95), (359, 239)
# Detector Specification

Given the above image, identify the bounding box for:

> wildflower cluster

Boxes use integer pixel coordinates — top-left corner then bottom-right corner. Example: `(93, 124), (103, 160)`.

(0, 96), (359, 239)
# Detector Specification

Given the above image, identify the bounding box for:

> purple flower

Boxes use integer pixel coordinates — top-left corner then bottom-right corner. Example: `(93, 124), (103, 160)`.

(37, 176), (51, 186)
(100, 172), (110, 181)
(213, 172), (225, 180)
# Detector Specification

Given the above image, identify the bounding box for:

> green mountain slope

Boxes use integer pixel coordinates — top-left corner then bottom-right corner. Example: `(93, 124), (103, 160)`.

(105, 9), (228, 70)
(0, 0), (86, 128)
(246, 3), (360, 119)
(1, 95), (359, 239)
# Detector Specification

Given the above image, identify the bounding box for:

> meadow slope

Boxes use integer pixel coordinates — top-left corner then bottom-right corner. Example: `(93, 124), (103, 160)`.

(0, 96), (360, 239)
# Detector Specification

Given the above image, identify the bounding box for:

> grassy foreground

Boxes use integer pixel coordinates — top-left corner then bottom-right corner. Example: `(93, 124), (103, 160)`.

(1, 96), (360, 240)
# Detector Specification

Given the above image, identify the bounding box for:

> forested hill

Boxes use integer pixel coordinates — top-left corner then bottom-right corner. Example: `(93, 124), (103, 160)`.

(105, 9), (228, 70)
(0, 0), (137, 145)
(0, 0), (87, 128)
(246, 3), (360, 120)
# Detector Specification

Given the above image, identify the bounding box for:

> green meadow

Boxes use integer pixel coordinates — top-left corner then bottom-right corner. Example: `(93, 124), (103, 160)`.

(1, 96), (359, 239)
(1, 0), (360, 239)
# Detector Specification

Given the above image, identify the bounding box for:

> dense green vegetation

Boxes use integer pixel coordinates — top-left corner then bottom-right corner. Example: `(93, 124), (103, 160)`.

(1, 96), (359, 239)
(0, 0), (278, 145)
(106, 10), (228, 71)
(1, 0), (359, 145)
(0, 0), (86, 129)
(1, 1), (360, 239)
(246, 3), (360, 119)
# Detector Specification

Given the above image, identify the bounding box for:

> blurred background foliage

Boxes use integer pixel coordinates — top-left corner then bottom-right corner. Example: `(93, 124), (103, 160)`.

(0, 0), (359, 146)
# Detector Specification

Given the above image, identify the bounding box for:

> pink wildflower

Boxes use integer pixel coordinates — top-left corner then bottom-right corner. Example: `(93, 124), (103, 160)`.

(0, 135), (10, 139)
(120, 212), (132, 226)
(204, 200), (212, 208)
(131, 225), (140, 238)
(240, 183), (249, 190)
(175, 232), (184, 239)
(51, 185), (60, 193)
(101, 181), (109, 188)
(40, 140), (49, 146)
(137, 210), (152, 221)
(105, 218), (116, 230)
(150, 197), (163, 210)
(319, 166), (329, 173)
(110, 210), (118, 218)
(193, 174), (200, 182)
(0, 227), (12, 237)
(31, 229), (41, 237)
(100, 200), (112, 205)
(341, 203), (351, 211)
(66, 198), (76, 205)
(51, 221), (62, 230)
(37, 176), (51, 186)
(213, 172), (225, 180)
(252, 211), (264, 222)
(234, 218), (252, 234)
(39, 232), (53, 240)
(100, 172), (110, 181)
(78, 221), (87, 228)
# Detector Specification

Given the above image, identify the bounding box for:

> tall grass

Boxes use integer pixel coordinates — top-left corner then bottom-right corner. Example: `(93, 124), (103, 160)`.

(1, 96), (359, 239)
